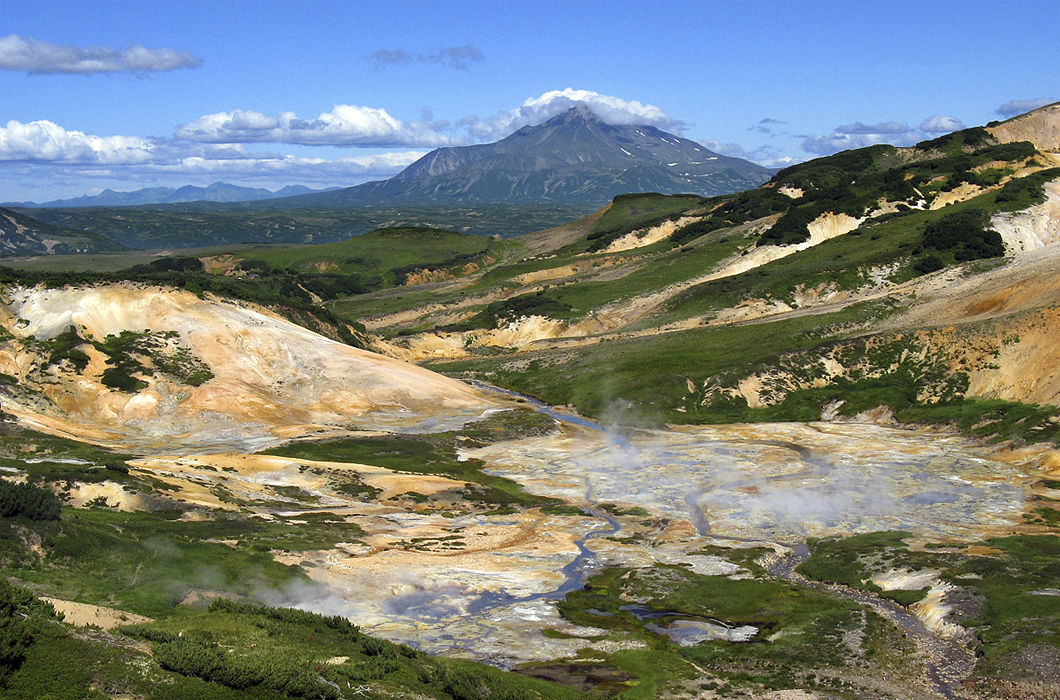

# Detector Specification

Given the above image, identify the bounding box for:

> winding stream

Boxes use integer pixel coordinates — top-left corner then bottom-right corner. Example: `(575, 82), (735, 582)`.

(767, 544), (976, 700)
(467, 380), (622, 611)
(471, 379), (981, 698)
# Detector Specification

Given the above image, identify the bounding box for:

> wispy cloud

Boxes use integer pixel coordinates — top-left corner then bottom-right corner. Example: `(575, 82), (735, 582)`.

(701, 140), (791, 168)
(175, 105), (456, 147)
(366, 44), (484, 70)
(749, 117), (786, 135)
(996, 97), (1056, 117)
(799, 114), (969, 156)
(462, 88), (683, 140)
(833, 121), (912, 135)
(0, 34), (200, 75)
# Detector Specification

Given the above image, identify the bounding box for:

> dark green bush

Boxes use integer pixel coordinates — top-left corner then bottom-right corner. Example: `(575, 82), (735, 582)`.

(457, 290), (574, 330)
(207, 599), (360, 639)
(995, 167), (1060, 210)
(0, 581), (61, 683)
(153, 635), (337, 699)
(913, 254), (945, 274)
(758, 206), (819, 246)
(922, 208), (1004, 261)
(36, 326), (90, 371)
(914, 127), (992, 152)
(0, 480), (61, 521)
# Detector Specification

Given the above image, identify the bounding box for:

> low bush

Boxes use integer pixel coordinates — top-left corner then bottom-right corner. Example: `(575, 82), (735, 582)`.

(922, 208), (1004, 261)
(0, 480), (61, 521)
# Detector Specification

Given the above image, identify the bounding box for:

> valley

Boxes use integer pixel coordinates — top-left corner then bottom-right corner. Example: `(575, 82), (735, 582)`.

(0, 105), (1057, 699)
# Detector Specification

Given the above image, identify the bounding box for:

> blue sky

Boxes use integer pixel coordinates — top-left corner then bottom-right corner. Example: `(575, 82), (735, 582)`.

(1, 0), (1056, 201)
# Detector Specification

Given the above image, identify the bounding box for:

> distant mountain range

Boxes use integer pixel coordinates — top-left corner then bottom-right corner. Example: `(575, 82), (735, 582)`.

(263, 105), (772, 208)
(4, 182), (335, 208)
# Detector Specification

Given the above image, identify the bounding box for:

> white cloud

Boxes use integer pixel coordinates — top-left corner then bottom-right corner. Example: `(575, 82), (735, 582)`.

(996, 97), (1056, 117)
(0, 119), (156, 163)
(0, 116), (426, 201)
(176, 105), (455, 147)
(157, 151), (425, 180)
(0, 34), (200, 75)
(464, 88), (682, 140)
(919, 115), (965, 133)
(0, 150), (425, 202)
(700, 139), (790, 167)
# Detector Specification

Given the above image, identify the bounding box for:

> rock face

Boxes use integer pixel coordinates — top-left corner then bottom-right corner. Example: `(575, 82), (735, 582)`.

(0, 285), (496, 451)
(988, 101), (1060, 152)
(282, 105), (771, 206)
(992, 177), (1060, 253)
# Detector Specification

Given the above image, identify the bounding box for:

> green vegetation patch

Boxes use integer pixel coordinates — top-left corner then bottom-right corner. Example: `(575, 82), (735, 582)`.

(448, 289), (574, 330)
(18, 326), (215, 392)
(994, 166), (1060, 211)
(0, 507), (329, 618)
(0, 579), (578, 699)
(0, 480), (61, 521)
(799, 533), (1060, 680)
(119, 600), (578, 700)
(920, 208), (1004, 264)
(265, 409), (560, 508)
(554, 562), (898, 697)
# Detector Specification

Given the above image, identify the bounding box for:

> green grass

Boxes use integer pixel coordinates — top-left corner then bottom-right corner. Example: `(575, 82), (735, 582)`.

(899, 398), (1060, 444)
(263, 409), (560, 508)
(433, 307), (874, 424)
(799, 533), (1060, 679)
(553, 562), (891, 697)
(0, 424), (139, 486)
(19, 203), (594, 249)
(1, 580), (580, 700)
(581, 193), (707, 253)
(1, 508), (316, 618)
(232, 226), (508, 282)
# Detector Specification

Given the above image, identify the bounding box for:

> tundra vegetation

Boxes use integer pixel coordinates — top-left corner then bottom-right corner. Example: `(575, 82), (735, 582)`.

(0, 115), (1057, 697)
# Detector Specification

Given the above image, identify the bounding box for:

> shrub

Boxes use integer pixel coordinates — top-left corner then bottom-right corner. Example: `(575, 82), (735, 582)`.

(0, 480), (62, 521)
(153, 635), (337, 699)
(0, 582), (60, 682)
(922, 208), (1004, 261)
(206, 599), (360, 639)
(913, 254), (945, 274)
(759, 206), (818, 246)
(995, 167), (1060, 210)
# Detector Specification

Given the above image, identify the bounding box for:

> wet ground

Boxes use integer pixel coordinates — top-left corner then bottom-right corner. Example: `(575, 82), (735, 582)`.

(261, 417), (1029, 667)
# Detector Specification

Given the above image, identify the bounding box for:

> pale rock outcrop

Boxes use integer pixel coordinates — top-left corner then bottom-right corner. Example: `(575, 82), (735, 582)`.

(991, 178), (1060, 253)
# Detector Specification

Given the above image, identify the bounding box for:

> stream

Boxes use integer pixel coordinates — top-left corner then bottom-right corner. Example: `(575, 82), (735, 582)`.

(467, 380), (622, 611)
(470, 379), (980, 698)
(766, 544), (977, 700)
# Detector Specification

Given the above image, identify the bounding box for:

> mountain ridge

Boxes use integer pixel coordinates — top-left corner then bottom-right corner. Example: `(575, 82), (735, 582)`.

(4, 181), (335, 209)
(267, 105), (772, 207)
